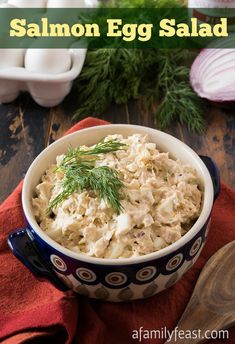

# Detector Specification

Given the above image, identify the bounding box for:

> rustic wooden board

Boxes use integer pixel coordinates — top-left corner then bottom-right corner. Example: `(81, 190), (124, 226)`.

(0, 96), (50, 203)
(165, 241), (235, 344)
(0, 93), (234, 203)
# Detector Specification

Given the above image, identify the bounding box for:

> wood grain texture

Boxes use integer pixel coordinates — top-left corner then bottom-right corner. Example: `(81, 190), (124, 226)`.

(165, 241), (235, 344)
(0, 93), (235, 203)
(0, 97), (50, 203)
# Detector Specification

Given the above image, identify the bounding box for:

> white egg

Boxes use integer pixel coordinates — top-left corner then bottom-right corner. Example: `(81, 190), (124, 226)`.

(24, 48), (72, 74)
(47, 0), (87, 8)
(8, 0), (47, 7)
(0, 3), (16, 8)
(85, 0), (98, 7)
(0, 49), (24, 68)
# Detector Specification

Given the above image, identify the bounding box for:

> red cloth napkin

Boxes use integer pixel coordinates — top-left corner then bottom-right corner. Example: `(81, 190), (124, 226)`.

(0, 117), (234, 344)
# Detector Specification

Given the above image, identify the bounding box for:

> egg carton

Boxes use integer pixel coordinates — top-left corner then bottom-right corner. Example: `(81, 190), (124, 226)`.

(0, 49), (87, 107)
(0, 0), (97, 107)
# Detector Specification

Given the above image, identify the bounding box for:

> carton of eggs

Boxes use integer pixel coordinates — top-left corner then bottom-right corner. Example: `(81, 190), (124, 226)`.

(25, 48), (72, 74)
(0, 0), (95, 107)
(8, 0), (47, 7)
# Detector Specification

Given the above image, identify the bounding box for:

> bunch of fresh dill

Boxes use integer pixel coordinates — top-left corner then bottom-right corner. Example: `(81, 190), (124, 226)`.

(72, 0), (205, 132)
(47, 139), (127, 215)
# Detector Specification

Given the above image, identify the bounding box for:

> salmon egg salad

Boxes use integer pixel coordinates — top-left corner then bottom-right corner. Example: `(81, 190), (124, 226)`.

(32, 134), (202, 259)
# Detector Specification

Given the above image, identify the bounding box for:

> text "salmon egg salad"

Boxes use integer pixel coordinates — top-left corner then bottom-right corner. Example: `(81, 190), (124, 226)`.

(32, 134), (202, 259)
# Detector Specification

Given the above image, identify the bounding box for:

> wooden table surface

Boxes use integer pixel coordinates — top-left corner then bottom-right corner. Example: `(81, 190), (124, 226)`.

(0, 92), (235, 203)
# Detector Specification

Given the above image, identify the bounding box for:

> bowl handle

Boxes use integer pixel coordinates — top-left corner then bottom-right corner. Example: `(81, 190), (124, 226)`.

(8, 229), (68, 292)
(200, 156), (220, 200)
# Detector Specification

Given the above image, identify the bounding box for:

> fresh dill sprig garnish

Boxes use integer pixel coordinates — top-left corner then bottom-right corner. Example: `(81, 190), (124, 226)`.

(89, 166), (124, 214)
(47, 139), (126, 215)
(59, 139), (127, 169)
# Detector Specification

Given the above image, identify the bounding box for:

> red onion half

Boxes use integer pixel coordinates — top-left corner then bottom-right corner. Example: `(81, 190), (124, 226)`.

(190, 48), (235, 104)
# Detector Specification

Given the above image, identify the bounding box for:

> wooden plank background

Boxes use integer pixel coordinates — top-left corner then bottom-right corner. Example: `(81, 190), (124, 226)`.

(0, 92), (235, 203)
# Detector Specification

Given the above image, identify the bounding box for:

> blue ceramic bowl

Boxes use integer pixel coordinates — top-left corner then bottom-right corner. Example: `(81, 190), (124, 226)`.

(8, 125), (220, 301)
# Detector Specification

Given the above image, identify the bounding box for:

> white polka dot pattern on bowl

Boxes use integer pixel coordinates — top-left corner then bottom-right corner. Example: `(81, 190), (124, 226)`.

(166, 253), (183, 271)
(136, 266), (157, 282)
(76, 268), (97, 282)
(190, 237), (202, 257)
(50, 254), (67, 272)
(105, 272), (128, 286)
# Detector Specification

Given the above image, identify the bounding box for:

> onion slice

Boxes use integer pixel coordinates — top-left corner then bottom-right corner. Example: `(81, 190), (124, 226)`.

(190, 46), (235, 103)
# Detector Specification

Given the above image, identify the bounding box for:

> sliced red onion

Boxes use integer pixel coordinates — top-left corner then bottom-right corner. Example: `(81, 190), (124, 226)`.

(190, 48), (235, 103)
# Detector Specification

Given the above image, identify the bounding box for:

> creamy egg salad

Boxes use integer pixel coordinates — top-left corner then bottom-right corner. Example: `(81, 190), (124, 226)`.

(32, 134), (202, 259)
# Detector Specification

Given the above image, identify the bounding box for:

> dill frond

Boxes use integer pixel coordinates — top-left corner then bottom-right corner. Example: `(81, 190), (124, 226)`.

(72, 0), (206, 133)
(89, 166), (124, 214)
(47, 139), (126, 215)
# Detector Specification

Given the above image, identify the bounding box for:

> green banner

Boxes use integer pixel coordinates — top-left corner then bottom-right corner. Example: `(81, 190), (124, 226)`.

(0, 8), (235, 48)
